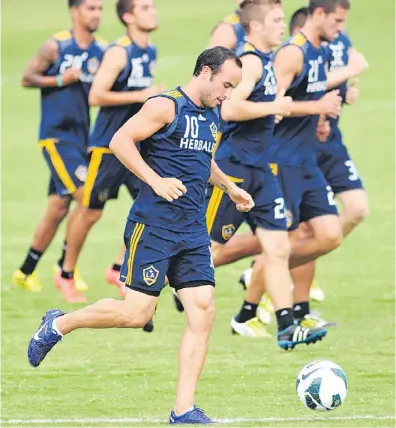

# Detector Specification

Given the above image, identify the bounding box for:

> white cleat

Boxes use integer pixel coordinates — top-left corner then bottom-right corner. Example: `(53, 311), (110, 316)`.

(231, 316), (272, 338)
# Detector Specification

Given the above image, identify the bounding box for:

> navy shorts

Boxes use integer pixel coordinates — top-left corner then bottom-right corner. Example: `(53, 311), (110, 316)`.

(276, 164), (338, 231)
(317, 143), (364, 194)
(83, 148), (140, 209)
(207, 159), (287, 244)
(40, 139), (87, 197)
(120, 221), (215, 296)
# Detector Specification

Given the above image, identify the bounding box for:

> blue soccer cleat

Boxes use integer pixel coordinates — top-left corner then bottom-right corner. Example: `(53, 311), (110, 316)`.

(169, 406), (214, 424)
(277, 324), (327, 351)
(28, 309), (65, 367)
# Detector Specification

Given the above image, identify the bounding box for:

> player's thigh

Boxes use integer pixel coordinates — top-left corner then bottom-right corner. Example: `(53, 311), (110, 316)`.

(255, 227), (291, 260)
(120, 221), (175, 297)
(206, 159), (249, 244)
(124, 287), (158, 324)
(83, 149), (126, 209)
(46, 193), (72, 221)
(168, 230), (215, 293)
(318, 145), (364, 195)
(40, 139), (87, 197)
(275, 163), (304, 232)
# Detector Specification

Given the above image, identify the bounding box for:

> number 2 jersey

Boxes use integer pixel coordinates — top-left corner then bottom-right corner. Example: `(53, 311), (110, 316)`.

(39, 30), (106, 146)
(129, 88), (220, 232)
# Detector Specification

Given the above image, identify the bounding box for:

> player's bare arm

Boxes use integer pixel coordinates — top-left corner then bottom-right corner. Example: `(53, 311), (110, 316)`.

(275, 45), (341, 118)
(109, 97), (187, 202)
(327, 49), (368, 89)
(89, 46), (162, 106)
(208, 22), (237, 49)
(22, 38), (79, 88)
(222, 54), (292, 121)
(209, 159), (254, 213)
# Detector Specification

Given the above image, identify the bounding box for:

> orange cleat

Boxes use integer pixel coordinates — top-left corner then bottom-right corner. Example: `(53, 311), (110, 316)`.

(105, 266), (126, 298)
(54, 271), (87, 303)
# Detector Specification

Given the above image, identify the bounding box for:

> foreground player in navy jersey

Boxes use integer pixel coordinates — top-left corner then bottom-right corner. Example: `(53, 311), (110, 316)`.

(55, 0), (161, 301)
(13, 0), (104, 301)
(28, 47), (254, 424)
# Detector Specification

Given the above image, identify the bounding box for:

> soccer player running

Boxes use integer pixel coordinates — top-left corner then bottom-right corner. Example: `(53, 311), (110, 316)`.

(28, 47), (254, 424)
(207, 0), (328, 348)
(287, 6), (369, 322)
(13, 0), (104, 302)
(238, 0), (368, 330)
(54, 0), (162, 302)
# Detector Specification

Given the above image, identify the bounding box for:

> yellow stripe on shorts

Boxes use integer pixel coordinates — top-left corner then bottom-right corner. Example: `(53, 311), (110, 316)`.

(82, 148), (112, 207)
(126, 223), (145, 285)
(206, 175), (245, 234)
(39, 139), (77, 194)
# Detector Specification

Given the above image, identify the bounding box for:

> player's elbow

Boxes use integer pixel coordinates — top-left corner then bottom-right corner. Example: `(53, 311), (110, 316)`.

(109, 133), (120, 152)
(88, 90), (101, 106)
(220, 103), (236, 122)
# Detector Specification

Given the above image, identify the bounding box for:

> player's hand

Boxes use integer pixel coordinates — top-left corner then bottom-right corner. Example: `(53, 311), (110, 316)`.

(61, 67), (81, 85)
(151, 177), (187, 202)
(228, 185), (255, 212)
(273, 89), (292, 122)
(316, 115), (330, 143)
(345, 79), (360, 105)
(347, 50), (369, 77)
(141, 84), (165, 102)
(319, 90), (342, 118)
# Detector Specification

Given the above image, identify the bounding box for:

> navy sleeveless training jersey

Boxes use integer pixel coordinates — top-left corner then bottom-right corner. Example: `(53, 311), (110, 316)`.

(39, 30), (106, 146)
(270, 32), (327, 165)
(216, 42), (276, 167)
(129, 87), (220, 231)
(89, 35), (157, 149)
(323, 31), (352, 143)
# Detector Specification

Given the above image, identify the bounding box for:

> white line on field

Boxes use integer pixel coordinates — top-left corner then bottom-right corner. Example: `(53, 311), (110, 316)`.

(1, 415), (395, 424)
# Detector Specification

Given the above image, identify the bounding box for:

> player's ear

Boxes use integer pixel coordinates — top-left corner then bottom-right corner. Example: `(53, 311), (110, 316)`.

(200, 66), (212, 79)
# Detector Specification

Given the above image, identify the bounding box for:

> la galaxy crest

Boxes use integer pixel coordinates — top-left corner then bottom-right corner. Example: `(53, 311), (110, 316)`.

(221, 224), (235, 241)
(143, 265), (159, 286)
(87, 57), (100, 75)
(209, 122), (218, 140)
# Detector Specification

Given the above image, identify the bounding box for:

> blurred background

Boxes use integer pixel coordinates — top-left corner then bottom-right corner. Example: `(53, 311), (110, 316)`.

(1, 0), (395, 426)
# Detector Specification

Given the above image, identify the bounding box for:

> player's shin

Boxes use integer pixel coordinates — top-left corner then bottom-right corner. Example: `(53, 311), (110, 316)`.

(255, 228), (294, 332)
(291, 261), (315, 320)
(174, 286), (215, 415)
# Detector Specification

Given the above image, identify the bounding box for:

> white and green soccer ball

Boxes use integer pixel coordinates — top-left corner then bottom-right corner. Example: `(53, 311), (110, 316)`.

(296, 360), (348, 411)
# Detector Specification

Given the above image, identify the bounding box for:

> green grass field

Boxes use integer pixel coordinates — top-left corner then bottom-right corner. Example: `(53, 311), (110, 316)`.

(1, 0), (395, 427)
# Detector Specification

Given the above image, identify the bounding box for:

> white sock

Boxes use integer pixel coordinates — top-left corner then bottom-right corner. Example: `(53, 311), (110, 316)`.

(51, 319), (63, 337)
(175, 406), (194, 416)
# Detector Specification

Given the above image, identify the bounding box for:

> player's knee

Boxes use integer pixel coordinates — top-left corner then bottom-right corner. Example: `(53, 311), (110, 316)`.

(319, 227), (343, 252)
(345, 202), (369, 226)
(195, 292), (216, 330)
(81, 207), (103, 225)
(48, 198), (70, 223)
(120, 307), (152, 328)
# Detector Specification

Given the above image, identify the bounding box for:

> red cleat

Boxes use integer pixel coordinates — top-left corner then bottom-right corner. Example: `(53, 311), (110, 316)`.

(54, 272), (87, 303)
(105, 267), (126, 298)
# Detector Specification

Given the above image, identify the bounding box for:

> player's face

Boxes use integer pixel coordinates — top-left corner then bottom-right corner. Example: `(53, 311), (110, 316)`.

(131, 0), (158, 32)
(75, 0), (102, 33)
(261, 6), (286, 48)
(201, 60), (242, 108)
(320, 7), (348, 42)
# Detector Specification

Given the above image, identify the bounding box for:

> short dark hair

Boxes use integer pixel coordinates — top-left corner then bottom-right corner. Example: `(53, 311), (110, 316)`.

(239, 0), (282, 33)
(116, 0), (134, 26)
(308, 0), (351, 14)
(289, 7), (309, 35)
(193, 47), (242, 77)
(69, 0), (85, 7)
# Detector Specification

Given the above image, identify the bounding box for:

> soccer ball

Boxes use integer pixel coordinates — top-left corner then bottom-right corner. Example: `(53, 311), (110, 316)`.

(296, 360), (348, 411)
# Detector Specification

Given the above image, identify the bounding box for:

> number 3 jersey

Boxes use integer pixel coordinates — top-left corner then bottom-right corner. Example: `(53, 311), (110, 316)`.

(89, 35), (157, 149)
(129, 87), (220, 232)
(270, 32), (328, 166)
(39, 30), (106, 146)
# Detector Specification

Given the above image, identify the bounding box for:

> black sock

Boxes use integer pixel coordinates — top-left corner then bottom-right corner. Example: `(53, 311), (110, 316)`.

(275, 308), (294, 332)
(58, 240), (67, 268)
(112, 263), (121, 272)
(20, 247), (44, 275)
(293, 301), (310, 321)
(235, 300), (258, 323)
(61, 270), (74, 279)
